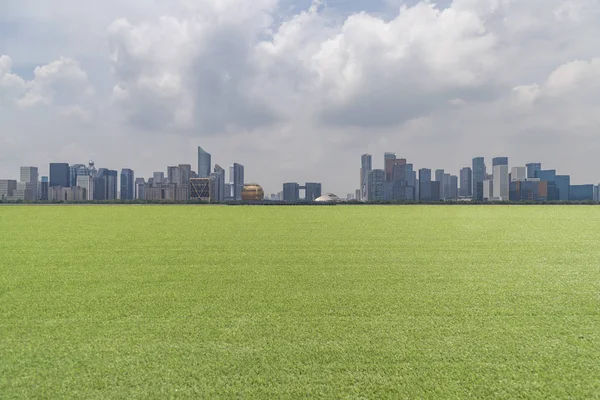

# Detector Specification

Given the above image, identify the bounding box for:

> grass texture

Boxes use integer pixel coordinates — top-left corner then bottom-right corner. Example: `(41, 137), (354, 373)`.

(1, 205), (599, 399)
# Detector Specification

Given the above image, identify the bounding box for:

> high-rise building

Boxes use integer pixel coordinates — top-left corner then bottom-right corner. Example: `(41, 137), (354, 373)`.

(360, 154), (372, 201)
(70, 164), (89, 187)
(555, 175), (570, 201)
(178, 164), (192, 187)
(40, 177), (49, 201)
(418, 168), (432, 201)
(107, 170), (118, 200)
(355, 189), (361, 202)
(443, 174), (452, 200)
(94, 168), (108, 200)
(20, 167), (38, 185)
(49, 163), (70, 188)
(368, 170), (386, 201)
(120, 169), (135, 200)
(167, 166), (180, 185)
(153, 172), (165, 186)
(230, 163), (245, 201)
(135, 178), (145, 200)
(483, 179), (493, 201)
(435, 169), (445, 199)
(385, 157), (407, 182)
(76, 175), (95, 201)
(304, 182), (322, 201)
(213, 165), (226, 202)
(197, 146), (212, 178)
(459, 167), (472, 198)
(526, 163), (542, 179)
(450, 175), (458, 199)
(493, 165), (509, 201)
(0, 180), (17, 201)
(190, 178), (211, 201)
(472, 157), (486, 201)
(283, 182), (300, 202)
(535, 170), (558, 200)
(390, 163), (415, 201)
(511, 167), (527, 182)
(492, 157), (508, 167)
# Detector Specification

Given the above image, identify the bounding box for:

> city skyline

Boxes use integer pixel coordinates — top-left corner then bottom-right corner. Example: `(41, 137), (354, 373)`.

(2, 1), (600, 196)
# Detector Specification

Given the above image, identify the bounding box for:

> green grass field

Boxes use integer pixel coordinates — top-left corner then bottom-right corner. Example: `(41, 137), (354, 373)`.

(1, 205), (599, 398)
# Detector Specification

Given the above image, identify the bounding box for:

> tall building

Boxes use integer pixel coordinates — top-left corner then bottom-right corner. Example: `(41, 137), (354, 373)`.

(459, 167), (472, 198)
(390, 163), (415, 201)
(449, 175), (458, 199)
(20, 167), (38, 185)
(49, 163), (70, 188)
(213, 165), (226, 202)
(94, 169), (108, 200)
(555, 175), (570, 201)
(135, 178), (145, 200)
(283, 182), (300, 202)
(492, 157), (508, 167)
(368, 170), (386, 201)
(511, 167), (527, 182)
(70, 164), (89, 187)
(472, 157), (486, 201)
(526, 163), (541, 179)
(153, 172), (165, 186)
(483, 179), (493, 201)
(76, 175), (95, 201)
(493, 165), (509, 201)
(419, 168), (432, 202)
(230, 163), (245, 201)
(435, 169), (445, 199)
(40, 176), (49, 201)
(360, 154), (372, 201)
(107, 170), (118, 200)
(190, 178), (211, 201)
(120, 169), (135, 200)
(0, 180), (17, 200)
(197, 146), (212, 178)
(178, 164), (192, 186)
(385, 157), (407, 182)
(167, 166), (180, 185)
(304, 183), (322, 201)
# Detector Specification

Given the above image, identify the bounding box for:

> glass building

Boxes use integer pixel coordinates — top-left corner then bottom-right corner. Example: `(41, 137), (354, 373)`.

(50, 163), (70, 188)
(197, 146), (212, 179)
(120, 169), (135, 200)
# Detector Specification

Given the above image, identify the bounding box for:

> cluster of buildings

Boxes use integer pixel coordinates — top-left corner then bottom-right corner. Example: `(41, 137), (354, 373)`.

(0, 147), (260, 203)
(358, 154), (600, 202)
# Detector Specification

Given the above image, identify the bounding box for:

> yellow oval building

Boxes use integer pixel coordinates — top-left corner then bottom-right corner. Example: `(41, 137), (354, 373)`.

(242, 184), (265, 201)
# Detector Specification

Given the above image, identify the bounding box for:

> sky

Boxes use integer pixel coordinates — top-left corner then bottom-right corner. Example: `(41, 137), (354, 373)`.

(1, 0), (600, 195)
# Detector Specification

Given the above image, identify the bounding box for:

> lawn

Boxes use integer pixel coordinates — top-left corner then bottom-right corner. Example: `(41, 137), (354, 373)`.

(1, 205), (599, 398)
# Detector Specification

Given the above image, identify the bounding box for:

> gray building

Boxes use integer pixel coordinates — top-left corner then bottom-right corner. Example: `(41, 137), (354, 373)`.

(0, 180), (17, 200)
(120, 169), (135, 200)
(526, 163), (541, 179)
(450, 175), (458, 200)
(304, 182), (322, 201)
(213, 165), (226, 202)
(197, 146), (212, 178)
(459, 167), (472, 198)
(167, 166), (180, 185)
(50, 163), (70, 188)
(472, 157), (486, 201)
(20, 166), (39, 186)
(283, 182), (300, 202)
(40, 177), (49, 201)
(368, 170), (386, 201)
(570, 185), (595, 201)
(418, 168), (432, 202)
(135, 178), (145, 200)
(230, 163), (245, 201)
(360, 154), (372, 201)
(492, 157), (508, 167)
(555, 175), (570, 201)
(153, 172), (165, 186)
(435, 169), (445, 199)
(70, 164), (89, 187)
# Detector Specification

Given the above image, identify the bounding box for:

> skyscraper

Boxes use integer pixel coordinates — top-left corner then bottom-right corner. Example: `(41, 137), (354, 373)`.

(77, 175), (95, 200)
(510, 167), (527, 182)
(555, 175), (570, 201)
(70, 164), (89, 187)
(20, 167), (38, 185)
(304, 183), (322, 201)
(120, 169), (135, 200)
(153, 172), (165, 186)
(50, 163), (70, 188)
(385, 157), (406, 182)
(213, 164), (226, 202)
(178, 165), (192, 187)
(493, 165), (509, 201)
(526, 163), (542, 179)
(435, 169), (445, 199)
(40, 177), (49, 201)
(492, 157), (508, 167)
(107, 170), (118, 200)
(368, 170), (386, 201)
(459, 167), (472, 198)
(419, 168), (432, 202)
(198, 147), (212, 178)
(230, 163), (245, 201)
(472, 157), (486, 201)
(360, 154), (372, 201)
(167, 166), (180, 185)
(283, 182), (300, 202)
(135, 178), (145, 200)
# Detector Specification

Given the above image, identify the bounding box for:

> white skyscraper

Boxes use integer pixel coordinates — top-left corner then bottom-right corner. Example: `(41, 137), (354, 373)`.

(511, 167), (527, 182)
(493, 165), (509, 201)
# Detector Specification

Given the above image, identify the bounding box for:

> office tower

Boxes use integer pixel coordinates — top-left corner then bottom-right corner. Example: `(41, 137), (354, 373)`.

(70, 164), (90, 187)
(178, 164), (192, 187)
(190, 178), (211, 201)
(49, 163), (70, 188)
(355, 189), (361, 202)
(107, 170), (118, 200)
(413, 171), (419, 200)
(510, 180), (548, 202)
(213, 165), (226, 202)
(40, 177), (49, 201)
(283, 182), (300, 202)
(15, 166), (39, 201)
(135, 178), (145, 200)
(94, 169), (108, 200)
(390, 163), (415, 201)
(493, 165), (509, 200)
(555, 175), (570, 201)
(209, 174), (222, 202)
(435, 169), (445, 199)
(483, 179), (493, 200)
(167, 166), (180, 185)
(535, 170), (558, 200)
(431, 181), (441, 201)
(20, 167), (38, 185)
(459, 167), (472, 198)
(442, 174), (452, 200)
(594, 185), (599, 202)
(492, 157), (508, 167)
(198, 146), (212, 178)
(511, 167), (527, 182)
(368, 170), (386, 201)
(153, 172), (165, 186)
(304, 183), (322, 201)
(569, 185), (595, 201)
(120, 169), (135, 200)
(450, 175), (458, 199)
(76, 175), (95, 200)
(360, 154), (372, 201)
(0, 180), (17, 200)
(472, 157), (486, 201)
(419, 168), (432, 201)
(230, 163), (245, 201)
(526, 163), (542, 179)
(385, 157), (407, 182)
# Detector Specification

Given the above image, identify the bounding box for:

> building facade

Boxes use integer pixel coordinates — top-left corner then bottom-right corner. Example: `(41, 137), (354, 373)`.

(197, 146), (212, 178)
(50, 163), (70, 188)
(120, 169), (135, 200)
(472, 157), (486, 201)
(283, 182), (300, 202)
(360, 154), (372, 202)
(459, 167), (472, 198)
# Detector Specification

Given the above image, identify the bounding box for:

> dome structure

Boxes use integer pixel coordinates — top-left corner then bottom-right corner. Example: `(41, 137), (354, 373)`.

(315, 193), (341, 203)
(242, 184), (265, 201)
